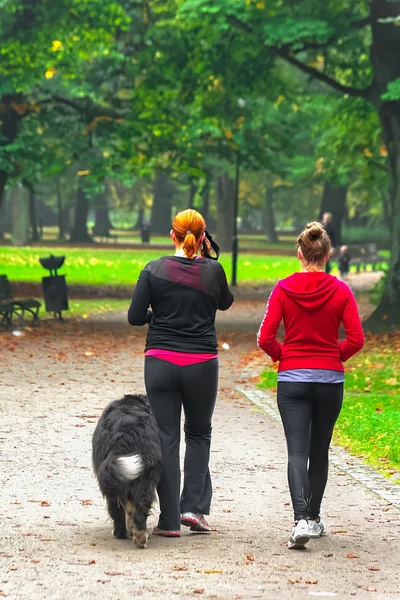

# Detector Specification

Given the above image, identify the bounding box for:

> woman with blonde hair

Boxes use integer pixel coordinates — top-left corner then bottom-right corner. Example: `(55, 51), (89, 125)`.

(258, 222), (364, 549)
(128, 208), (234, 537)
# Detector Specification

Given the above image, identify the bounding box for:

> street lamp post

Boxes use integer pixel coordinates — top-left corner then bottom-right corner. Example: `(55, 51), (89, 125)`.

(231, 152), (240, 287)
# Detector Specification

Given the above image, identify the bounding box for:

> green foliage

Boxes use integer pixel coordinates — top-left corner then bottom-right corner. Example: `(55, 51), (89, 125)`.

(381, 78), (400, 101)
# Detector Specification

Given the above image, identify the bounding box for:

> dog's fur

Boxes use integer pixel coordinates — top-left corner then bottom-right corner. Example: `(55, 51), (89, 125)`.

(92, 394), (162, 548)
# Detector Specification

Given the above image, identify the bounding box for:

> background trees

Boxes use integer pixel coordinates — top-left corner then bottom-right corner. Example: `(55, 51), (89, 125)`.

(0, 0), (398, 327)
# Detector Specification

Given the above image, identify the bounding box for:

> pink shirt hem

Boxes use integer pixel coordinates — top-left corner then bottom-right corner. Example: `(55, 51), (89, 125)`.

(145, 349), (217, 367)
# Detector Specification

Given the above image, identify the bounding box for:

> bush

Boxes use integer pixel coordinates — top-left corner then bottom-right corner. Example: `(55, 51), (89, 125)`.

(342, 226), (390, 248)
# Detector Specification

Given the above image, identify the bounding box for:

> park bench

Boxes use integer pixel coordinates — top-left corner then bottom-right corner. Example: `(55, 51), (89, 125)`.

(0, 275), (41, 328)
(92, 225), (118, 244)
(332, 243), (386, 273)
(349, 243), (386, 273)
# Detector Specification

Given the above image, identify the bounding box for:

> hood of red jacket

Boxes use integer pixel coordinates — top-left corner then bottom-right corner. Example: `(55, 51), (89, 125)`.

(278, 272), (341, 311)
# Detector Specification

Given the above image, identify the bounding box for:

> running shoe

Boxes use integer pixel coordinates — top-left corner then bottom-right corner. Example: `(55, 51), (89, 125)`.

(181, 512), (211, 532)
(288, 519), (310, 549)
(152, 526), (181, 537)
(308, 518), (327, 538)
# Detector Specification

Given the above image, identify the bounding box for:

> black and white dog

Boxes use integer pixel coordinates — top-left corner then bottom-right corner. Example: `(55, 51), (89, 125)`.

(92, 394), (162, 549)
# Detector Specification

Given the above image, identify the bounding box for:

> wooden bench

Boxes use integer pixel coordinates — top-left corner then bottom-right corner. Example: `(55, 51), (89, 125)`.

(0, 275), (41, 328)
(332, 243), (386, 273)
(92, 226), (118, 244)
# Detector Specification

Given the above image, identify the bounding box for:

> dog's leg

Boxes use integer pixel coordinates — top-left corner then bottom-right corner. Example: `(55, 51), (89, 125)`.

(107, 498), (127, 539)
(132, 493), (154, 549)
(125, 500), (136, 539)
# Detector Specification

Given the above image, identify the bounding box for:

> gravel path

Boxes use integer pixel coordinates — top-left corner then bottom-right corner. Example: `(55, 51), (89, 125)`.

(0, 316), (399, 600)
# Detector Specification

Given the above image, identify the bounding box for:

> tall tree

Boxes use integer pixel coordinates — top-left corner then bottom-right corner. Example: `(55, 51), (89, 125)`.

(179, 0), (400, 328)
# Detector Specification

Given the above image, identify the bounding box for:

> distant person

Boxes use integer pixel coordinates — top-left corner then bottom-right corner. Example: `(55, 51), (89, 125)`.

(338, 245), (351, 279)
(257, 221), (364, 550)
(128, 209), (234, 537)
(321, 212), (336, 274)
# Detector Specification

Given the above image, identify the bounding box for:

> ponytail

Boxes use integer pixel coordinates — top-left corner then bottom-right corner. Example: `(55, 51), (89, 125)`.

(182, 231), (197, 259)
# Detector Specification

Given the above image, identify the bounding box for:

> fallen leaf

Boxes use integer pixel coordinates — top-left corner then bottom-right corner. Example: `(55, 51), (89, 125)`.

(305, 579), (318, 584)
(346, 554), (359, 559)
(89, 560), (96, 565)
(246, 555), (254, 562)
(368, 567), (380, 572)
(365, 587), (377, 592)
(104, 571), (127, 576)
(173, 565), (188, 571)
(204, 569), (223, 574)
(288, 577), (302, 584)
(41, 501), (50, 507)
(324, 553), (333, 557)
(194, 590), (204, 595)
(80, 500), (93, 506)
(31, 559), (40, 564)
(84, 351), (94, 357)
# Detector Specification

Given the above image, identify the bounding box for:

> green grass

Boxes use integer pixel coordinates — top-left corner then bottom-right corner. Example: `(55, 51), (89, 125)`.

(64, 298), (129, 318)
(0, 246), (301, 286)
(258, 339), (400, 476)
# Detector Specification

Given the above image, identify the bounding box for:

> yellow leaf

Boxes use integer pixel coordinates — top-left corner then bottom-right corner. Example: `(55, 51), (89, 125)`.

(77, 170), (90, 176)
(256, 1), (265, 8)
(380, 145), (388, 157)
(51, 40), (63, 52)
(45, 67), (56, 79)
(363, 148), (373, 158)
(292, 104), (299, 112)
(225, 130), (233, 139)
(274, 95), (284, 108)
(82, 314), (88, 319)
(385, 378), (398, 386)
(315, 157), (325, 173)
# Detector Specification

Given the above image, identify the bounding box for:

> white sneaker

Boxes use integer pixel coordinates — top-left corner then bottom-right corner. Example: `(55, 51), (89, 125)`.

(308, 518), (327, 538)
(288, 519), (310, 549)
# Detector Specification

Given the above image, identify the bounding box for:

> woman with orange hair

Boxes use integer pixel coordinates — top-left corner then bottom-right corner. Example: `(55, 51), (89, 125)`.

(128, 209), (234, 537)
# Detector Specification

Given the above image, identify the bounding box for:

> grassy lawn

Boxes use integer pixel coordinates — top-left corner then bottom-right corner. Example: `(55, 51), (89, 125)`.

(0, 246), (301, 286)
(258, 335), (400, 477)
(63, 298), (129, 318)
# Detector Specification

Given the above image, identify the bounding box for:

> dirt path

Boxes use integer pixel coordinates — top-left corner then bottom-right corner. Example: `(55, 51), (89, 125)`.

(0, 317), (399, 600)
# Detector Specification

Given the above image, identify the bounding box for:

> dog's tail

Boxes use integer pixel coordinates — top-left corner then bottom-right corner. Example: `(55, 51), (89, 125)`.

(97, 454), (145, 491)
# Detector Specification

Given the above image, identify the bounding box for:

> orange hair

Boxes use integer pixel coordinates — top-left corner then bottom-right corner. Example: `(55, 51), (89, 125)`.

(172, 209), (206, 258)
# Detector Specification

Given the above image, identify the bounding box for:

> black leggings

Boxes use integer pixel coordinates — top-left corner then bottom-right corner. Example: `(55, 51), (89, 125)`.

(144, 357), (219, 530)
(277, 382), (343, 522)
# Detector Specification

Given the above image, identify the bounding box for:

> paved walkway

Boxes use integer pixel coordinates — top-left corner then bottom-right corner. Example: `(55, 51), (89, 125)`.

(0, 315), (399, 600)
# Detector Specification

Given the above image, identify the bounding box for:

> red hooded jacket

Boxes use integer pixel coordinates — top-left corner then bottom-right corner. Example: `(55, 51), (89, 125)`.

(257, 272), (364, 372)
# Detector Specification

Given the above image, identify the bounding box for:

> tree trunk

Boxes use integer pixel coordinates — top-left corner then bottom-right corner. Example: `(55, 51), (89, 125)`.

(201, 180), (211, 223)
(134, 207), (144, 230)
(55, 178), (65, 240)
(216, 173), (235, 252)
(70, 186), (91, 243)
(364, 0), (400, 330)
(151, 172), (174, 235)
(265, 187), (278, 243)
(319, 182), (347, 246)
(11, 184), (30, 246)
(94, 195), (112, 237)
(0, 171), (8, 218)
(189, 179), (198, 209)
(0, 94), (24, 215)
(28, 185), (39, 242)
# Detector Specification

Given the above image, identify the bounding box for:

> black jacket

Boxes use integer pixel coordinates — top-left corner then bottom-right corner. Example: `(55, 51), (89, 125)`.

(128, 256), (234, 353)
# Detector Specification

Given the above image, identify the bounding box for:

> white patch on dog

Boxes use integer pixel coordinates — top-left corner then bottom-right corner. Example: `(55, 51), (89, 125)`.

(116, 455), (144, 480)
